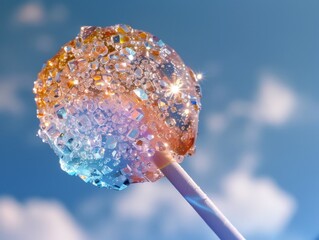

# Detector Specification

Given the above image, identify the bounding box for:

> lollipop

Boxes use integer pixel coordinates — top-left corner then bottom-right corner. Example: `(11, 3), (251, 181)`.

(34, 24), (244, 239)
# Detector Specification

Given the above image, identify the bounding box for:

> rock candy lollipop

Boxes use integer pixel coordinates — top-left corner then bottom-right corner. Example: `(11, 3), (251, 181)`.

(34, 25), (244, 240)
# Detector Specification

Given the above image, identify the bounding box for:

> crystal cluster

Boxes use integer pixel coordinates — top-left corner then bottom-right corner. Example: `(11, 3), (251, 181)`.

(34, 24), (201, 190)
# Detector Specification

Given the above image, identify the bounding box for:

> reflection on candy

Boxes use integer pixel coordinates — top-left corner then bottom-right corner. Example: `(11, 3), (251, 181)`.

(34, 24), (202, 190)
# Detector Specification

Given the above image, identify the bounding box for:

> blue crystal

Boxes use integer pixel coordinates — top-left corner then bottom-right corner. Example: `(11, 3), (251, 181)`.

(60, 159), (77, 176)
(127, 128), (139, 140)
(144, 41), (151, 49)
(112, 150), (117, 158)
(105, 135), (117, 149)
(161, 62), (175, 78)
(92, 147), (105, 159)
(77, 115), (91, 132)
(91, 169), (103, 177)
(195, 84), (202, 97)
(157, 39), (165, 47)
(112, 174), (129, 190)
(93, 109), (106, 125)
(133, 88), (148, 100)
(125, 47), (136, 60)
(101, 165), (112, 175)
(62, 145), (71, 154)
(109, 54), (119, 60)
(57, 107), (67, 119)
(113, 35), (120, 43)
(126, 47), (135, 55)
(190, 96), (197, 105)
(67, 137), (74, 144)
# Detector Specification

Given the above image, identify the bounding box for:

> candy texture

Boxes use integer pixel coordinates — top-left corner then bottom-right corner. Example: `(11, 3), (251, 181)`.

(34, 25), (201, 190)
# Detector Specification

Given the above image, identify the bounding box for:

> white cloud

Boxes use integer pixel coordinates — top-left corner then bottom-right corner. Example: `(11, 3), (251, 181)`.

(189, 147), (214, 174)
(252, 73), (297, 126)
(207, 113), (228, 133)
(0, 197), (87, 240)
(116, 181), (202, 232)
(12, 2), (68, 26)
(228, 100), (251, 118)
(197, 77), (299, 236)
(13, 2), (45, 25)
(206, 72), (298, 133)
(79, 181), (214, 240)
(0, 80), (25, 115)
(203, 72), (299, 237)
(116, 183), (161, 219)
(214, 156), (296, 237)
(77, 155), (296, 239)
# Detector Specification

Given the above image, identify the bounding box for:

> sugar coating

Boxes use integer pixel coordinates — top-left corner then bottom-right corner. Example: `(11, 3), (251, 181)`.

(34, 25), (201, 190)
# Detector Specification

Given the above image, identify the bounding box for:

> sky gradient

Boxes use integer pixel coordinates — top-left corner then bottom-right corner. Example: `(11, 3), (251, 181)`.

(0, 1), (319, 239)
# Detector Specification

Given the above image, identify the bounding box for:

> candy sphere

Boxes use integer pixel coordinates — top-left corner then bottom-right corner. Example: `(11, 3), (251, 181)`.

(34, 25), (201, 190)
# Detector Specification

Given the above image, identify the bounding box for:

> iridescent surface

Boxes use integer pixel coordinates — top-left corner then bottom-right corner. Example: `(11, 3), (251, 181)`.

(34, 24), (201, 190)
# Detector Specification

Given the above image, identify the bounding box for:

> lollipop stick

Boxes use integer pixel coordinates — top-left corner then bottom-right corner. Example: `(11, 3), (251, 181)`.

(155, 153), (244, 240)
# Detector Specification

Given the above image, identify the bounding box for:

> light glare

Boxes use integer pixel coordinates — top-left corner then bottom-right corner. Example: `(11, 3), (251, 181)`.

(196, 73), (203, 81)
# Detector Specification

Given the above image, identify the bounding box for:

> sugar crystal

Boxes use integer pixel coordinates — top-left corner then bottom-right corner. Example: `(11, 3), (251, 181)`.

(34, 24), (201, 190)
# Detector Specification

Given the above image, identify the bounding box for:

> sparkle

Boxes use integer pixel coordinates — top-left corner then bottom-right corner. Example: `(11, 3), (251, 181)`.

(170, 84), (180, 94)
(196, 73), (203, 81)
(167, 79), (184, 98)
(168, 80), (182, 95)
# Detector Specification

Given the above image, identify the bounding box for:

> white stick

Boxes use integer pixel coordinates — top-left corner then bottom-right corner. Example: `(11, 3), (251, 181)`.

(160, 161), (245, 240)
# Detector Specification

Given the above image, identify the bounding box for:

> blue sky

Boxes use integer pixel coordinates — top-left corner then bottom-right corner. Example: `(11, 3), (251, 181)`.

(0, 1), (319, 239)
